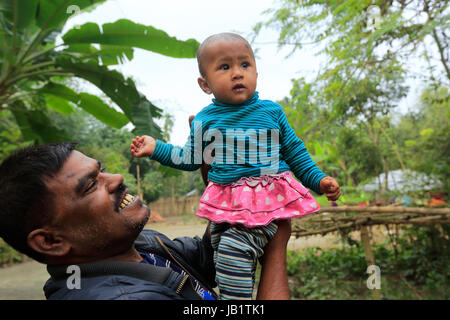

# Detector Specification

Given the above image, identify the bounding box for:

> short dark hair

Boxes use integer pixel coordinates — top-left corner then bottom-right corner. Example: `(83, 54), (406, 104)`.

(196, 32), (255, 77)
(0, 142), (77, 262)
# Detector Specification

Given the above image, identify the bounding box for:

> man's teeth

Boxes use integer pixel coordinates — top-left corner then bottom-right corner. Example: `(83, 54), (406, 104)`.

(120, 194), (136, 209)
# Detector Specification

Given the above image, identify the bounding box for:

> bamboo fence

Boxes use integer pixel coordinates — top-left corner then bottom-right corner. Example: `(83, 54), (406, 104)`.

(293, 206), (450, 238)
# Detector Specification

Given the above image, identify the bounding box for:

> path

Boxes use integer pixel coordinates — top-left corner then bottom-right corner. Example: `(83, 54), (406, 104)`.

(0, 259), (47, 300)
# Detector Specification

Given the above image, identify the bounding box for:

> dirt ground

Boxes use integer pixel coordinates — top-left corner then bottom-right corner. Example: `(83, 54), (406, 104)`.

(0, 216), (368, 300)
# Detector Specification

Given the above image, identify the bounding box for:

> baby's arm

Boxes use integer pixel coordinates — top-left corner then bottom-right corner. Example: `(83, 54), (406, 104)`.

(278, 108), (341, 200)
(278, 108), (326, 194)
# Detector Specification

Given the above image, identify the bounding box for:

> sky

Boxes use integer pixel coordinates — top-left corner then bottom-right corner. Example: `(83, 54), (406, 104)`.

(61, 0), (327, 145)
(62, 0), (421, 145)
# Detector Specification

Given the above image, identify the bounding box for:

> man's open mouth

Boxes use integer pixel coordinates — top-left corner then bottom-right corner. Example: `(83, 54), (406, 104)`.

(118, 193), (137, 211)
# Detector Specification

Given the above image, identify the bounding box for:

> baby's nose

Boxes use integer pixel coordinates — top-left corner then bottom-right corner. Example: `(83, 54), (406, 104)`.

(232, 70), (243, 80)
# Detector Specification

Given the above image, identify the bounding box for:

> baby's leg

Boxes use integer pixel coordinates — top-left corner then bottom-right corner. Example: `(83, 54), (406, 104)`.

(210, 222), (278, 300)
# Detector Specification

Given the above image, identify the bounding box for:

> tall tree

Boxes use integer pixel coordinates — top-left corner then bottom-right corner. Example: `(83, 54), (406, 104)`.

(256, 0), (448, 191)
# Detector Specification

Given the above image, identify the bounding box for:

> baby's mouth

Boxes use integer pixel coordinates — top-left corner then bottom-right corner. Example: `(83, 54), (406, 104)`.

(232, 84), (246, 91)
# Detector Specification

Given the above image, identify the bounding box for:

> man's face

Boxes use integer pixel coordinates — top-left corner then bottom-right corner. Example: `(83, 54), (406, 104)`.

(199, 40), (258, 105)
(44, 150), (150, 261)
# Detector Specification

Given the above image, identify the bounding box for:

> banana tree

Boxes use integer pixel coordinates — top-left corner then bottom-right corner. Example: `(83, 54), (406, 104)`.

(0, 0), (199, 143)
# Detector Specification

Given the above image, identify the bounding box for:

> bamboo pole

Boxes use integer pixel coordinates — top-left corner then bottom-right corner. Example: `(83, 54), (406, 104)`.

(360, 226), (381, 300)
(136, 165), (143, 200)
(318, 206), (450, 215)
(292, 206), (450, 237)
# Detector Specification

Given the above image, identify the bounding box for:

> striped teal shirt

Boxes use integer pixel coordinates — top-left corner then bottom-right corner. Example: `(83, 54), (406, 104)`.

(150, 92), (327, 194)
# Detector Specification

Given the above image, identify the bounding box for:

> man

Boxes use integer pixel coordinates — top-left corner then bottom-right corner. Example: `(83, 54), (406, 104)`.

(0, 142), (291, 300)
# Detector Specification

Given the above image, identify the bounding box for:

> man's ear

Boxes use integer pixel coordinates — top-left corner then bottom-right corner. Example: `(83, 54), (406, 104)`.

(27, 228), (70, 258)
(197, 77), (212, 94)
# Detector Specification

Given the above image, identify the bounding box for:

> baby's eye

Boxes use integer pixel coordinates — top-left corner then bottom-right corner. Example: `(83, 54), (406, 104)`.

(241, 62), (250, 68)
(219, 64), (230, 70)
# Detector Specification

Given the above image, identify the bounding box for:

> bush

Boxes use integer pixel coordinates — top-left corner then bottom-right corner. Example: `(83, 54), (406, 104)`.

(0, 239), (25, 267)
(287, 225), (449, 299)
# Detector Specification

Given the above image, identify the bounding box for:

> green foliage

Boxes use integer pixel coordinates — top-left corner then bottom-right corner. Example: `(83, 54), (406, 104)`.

(0, 238), (25, 266)
(0, 110), (31, 162)
(287, 225), (449, 299)
(0, 0), (199, 143)
(258, 0), (449, 194)
(398, 86), (450, 192)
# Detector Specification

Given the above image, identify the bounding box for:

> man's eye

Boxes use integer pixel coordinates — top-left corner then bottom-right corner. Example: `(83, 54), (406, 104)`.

(86, 168), (105, 192)
(219, 64), (229, 70)
(86, 180), (97, 192)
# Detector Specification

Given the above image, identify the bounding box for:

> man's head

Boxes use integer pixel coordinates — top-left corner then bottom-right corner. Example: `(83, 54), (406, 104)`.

(0, 143), (150, 264)
(197, 33), (258, 105)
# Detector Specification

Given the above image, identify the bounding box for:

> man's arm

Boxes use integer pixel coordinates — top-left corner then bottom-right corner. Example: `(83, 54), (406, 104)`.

(256, 220), (291, 300)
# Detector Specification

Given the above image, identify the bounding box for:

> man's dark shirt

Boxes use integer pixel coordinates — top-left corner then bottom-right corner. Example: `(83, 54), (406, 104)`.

(44, 229), (217, 300)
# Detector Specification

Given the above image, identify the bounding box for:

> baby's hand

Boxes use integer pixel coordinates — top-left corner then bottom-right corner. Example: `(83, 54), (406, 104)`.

(319, 176), (341, 201)
(130, 135), (156, 158)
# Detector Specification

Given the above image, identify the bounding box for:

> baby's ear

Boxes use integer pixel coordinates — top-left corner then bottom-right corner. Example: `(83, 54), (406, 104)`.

(197, 77), (212, 94)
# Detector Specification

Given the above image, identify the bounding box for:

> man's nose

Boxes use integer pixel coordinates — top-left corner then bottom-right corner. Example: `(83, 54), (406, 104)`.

(104, 172), (124, 193)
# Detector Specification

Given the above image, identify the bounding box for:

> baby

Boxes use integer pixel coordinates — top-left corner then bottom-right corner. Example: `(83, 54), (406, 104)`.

(131, 33), (340, 300)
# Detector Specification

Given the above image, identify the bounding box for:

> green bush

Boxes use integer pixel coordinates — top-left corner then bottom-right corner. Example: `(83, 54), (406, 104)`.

(0, 239), (25, 267)
(287, 225), (449, 299)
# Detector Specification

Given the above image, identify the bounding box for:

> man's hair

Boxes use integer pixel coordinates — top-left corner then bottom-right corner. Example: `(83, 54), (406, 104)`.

(0, 142), (77, 262)
(196, 32), (255, 77)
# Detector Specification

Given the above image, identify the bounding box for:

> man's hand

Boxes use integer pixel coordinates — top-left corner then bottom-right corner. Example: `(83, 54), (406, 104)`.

(319, 176), (341, 201)
(130, 135), (156, 158)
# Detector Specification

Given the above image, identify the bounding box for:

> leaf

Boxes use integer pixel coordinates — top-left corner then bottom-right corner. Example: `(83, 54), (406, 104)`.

(97, 44), (134, 65)
(35, 0), (107, 30)
(77, 93), (128, 129)
(55, 55), (134, 119)
(10, 108), (38, 141)
(11, 107), (70, 143)
(0, 0), (39, 30)
(55, 56), (162, 138)
(62, 19), (200, 58)
(420, 128), (434, 137)
(39, 82), (79, 102)
(64, 43), (134, 65)
(131, 96), (163, 139)
(40, 82), (128, 128)
(44, 93), (74, 114)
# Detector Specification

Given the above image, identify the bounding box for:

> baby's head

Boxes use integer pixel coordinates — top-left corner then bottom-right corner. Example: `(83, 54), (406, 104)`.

(196, 33), (258, 105)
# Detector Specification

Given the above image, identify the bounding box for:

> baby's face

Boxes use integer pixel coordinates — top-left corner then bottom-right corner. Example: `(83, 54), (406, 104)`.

(198, 41), (257, 105)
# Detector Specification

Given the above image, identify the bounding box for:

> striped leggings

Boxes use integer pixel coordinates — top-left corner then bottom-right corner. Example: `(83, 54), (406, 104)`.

(210, 222), (279, 300)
